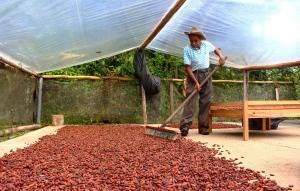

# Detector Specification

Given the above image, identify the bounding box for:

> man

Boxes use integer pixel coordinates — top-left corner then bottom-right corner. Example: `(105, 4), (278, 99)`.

(180, 27), (225, 136)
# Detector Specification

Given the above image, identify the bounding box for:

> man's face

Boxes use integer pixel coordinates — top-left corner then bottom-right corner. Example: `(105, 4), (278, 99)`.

(189, 35), (201, 48)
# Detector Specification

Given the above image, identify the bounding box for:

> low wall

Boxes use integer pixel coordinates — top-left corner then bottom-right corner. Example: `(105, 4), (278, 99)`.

(0, 63), (37, 128)
(41, 77), (296, 124)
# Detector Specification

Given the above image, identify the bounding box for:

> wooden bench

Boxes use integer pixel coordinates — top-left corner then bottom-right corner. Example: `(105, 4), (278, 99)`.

(209, 101), (300, 140)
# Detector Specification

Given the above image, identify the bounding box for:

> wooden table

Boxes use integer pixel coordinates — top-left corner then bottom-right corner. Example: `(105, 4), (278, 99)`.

(209, 101), (300, 140)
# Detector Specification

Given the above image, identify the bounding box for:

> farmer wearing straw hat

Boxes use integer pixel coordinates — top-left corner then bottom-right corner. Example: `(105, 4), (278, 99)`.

(180, 27), (225, 136)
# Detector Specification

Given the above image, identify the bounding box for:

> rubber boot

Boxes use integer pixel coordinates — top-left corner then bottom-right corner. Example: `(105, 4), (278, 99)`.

(180, 122), (192, 137)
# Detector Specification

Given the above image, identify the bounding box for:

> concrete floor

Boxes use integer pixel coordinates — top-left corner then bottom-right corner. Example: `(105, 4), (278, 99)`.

(0, 123), (299, 190)
(185, 120), (300, 190)
(0, 125), (64, 158)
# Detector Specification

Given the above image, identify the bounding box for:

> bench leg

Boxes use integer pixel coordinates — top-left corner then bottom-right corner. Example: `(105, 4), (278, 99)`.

(262, 118), (266, 131)
(267, 118), (271, 130)
(243, 116), (249, 141)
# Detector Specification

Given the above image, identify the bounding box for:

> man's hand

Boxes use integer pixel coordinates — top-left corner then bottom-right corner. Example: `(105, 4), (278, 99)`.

(214, 48), (226, 67)
(219, 56), (225, 66)
(194, 82), (201, 92)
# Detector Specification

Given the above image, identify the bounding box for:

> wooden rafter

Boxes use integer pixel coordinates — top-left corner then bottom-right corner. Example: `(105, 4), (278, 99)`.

(138, 0), (186, 51)
(241, 60), (300, 71)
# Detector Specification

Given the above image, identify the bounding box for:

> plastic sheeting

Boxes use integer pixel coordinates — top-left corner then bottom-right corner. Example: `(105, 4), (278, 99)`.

(0, 0), (174, 73)
(0, 0), (300, 73)
(150, 0), (300, 68)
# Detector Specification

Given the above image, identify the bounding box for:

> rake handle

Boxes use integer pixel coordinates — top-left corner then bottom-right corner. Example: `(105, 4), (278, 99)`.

(159, 64), (222, 128)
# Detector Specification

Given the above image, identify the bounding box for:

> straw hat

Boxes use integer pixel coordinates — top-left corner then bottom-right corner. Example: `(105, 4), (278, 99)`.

(184, 27), (206, 40)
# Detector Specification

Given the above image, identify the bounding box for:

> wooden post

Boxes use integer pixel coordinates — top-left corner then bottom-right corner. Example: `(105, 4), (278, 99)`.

(36, 77), (43, 124)
(139, 0), (186, 50)
(141, 84), (147, 125)
(243, 70), (249, 141)
(169, 81), (174, 115)
(275, 88), (280, 101)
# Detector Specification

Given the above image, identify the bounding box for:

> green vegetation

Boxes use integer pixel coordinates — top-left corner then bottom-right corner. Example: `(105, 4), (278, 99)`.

(44, 49), (300, 99)
(43, 49), (299, 81)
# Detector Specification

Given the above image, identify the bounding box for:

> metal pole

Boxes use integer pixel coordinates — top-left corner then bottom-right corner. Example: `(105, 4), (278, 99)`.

(36, 77), (43, 124)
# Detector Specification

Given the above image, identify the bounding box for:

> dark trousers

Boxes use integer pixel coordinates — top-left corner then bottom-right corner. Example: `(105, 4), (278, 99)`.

(180, 69), (212, 130)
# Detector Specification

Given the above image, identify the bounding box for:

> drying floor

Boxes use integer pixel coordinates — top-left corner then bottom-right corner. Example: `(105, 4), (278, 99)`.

(186, 120), (300, 190)
(0, 123), (298, 190)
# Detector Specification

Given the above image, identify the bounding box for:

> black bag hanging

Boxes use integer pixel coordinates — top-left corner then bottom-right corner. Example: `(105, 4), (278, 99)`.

(133, 49), (161, 95)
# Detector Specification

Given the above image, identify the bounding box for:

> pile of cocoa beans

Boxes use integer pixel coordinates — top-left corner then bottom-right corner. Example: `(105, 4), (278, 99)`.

(0, 125), (290, 190)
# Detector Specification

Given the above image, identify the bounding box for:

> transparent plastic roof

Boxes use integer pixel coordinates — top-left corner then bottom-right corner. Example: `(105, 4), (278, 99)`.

(0, 0), (300, 73)
(0, 0), (174, 73)
(150, 0), (300, 68)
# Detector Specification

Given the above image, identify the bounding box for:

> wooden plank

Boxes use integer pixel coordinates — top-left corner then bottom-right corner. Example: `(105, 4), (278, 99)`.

(243, 71), (249, 141)
(242, 60), (300, 71)
(248, 109), (300, 118)
(211, 105), (243, 111)
(248, 105), (300, 110)
(210, 110), (243, 118)
(248, 100), (300, 105)
(211, 101), (243, 106)
(141, 85), (147, 125)
(139, 0), (186, 50)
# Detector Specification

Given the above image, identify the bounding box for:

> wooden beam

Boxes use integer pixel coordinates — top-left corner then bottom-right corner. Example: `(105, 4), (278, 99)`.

(242, 60), (300, 71)
(243, 70), (249, 141)
(138, 0), (186, 50)
(42, 75), (293, 84)
(169, 81), (174, 115)
(0, 57), (39, 77)
(212, 80), (293, 84)
(42, 75), (136, 81)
